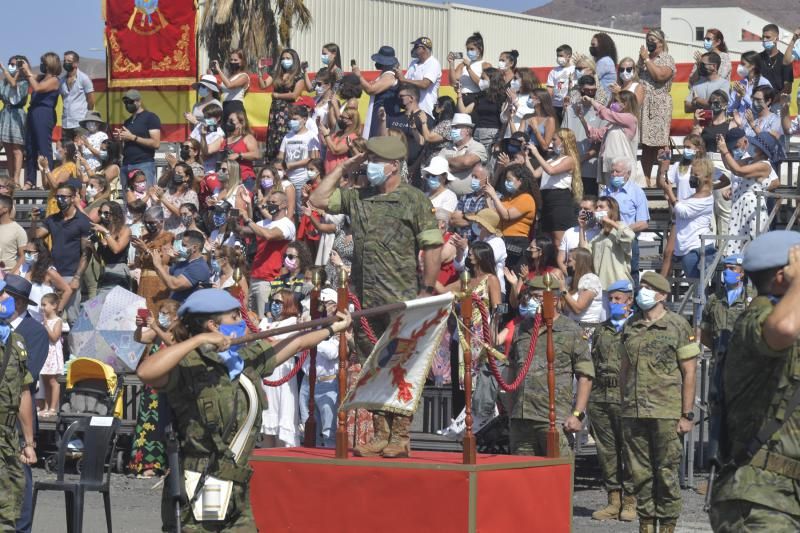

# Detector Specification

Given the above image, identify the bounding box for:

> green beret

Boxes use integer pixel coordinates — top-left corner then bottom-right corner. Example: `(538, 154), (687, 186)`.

(640, 271), (670, 294)
(366, 136), (408, 160)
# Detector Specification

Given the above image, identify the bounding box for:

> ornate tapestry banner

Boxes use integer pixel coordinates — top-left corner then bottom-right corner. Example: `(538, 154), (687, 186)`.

(105, 0), (198, 87)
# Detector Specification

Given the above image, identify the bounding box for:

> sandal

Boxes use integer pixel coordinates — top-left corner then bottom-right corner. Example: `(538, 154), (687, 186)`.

(22, 183), (33, 191)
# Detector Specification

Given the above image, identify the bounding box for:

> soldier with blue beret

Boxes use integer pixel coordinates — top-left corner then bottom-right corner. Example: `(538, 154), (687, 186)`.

(710, 231), (800, 531)
(138, 288), (351, 532)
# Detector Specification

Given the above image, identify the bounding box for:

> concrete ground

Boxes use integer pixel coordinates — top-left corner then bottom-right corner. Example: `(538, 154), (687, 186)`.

(29, 453), (713, 532)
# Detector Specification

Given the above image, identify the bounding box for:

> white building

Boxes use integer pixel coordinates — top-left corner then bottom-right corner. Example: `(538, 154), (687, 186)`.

(661, 7), (791, 53)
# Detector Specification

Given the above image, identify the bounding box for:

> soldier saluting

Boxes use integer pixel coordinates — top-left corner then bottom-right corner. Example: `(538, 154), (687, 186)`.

(137, 288), (351, 532)
(710, 231), (800, 530)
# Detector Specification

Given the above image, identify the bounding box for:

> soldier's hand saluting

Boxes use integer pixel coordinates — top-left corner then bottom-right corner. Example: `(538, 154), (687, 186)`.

(783, 245), (800, 285)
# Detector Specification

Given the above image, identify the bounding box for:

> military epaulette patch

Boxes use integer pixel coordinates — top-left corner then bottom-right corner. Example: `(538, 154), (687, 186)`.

(16, 341), (24, 350)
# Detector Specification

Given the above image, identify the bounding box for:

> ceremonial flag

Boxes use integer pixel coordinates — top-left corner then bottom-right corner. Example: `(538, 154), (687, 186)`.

(104, 0), (198, 87)
(342, 294), (453, 416)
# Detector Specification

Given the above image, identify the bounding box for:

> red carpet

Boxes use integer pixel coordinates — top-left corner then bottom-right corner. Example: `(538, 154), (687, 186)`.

(250, 448), (573, 532)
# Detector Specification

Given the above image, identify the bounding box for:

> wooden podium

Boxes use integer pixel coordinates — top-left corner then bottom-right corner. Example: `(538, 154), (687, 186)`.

(249, 448), (573, 532)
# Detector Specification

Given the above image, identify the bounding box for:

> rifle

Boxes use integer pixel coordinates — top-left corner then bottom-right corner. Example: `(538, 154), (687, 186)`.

(165, 424), (185, 532)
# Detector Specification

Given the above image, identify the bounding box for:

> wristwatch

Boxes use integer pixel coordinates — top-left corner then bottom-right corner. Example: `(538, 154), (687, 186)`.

(571, 410), (585, 422)
(681, 411), (695, 421)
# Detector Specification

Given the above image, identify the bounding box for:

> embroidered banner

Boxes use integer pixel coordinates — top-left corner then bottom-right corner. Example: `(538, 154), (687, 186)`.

(104, 0), (198, 87)
(342, 294), (453, 416)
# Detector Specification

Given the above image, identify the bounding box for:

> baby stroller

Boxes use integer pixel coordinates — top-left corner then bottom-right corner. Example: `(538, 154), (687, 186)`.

(44, 358), (123, 473)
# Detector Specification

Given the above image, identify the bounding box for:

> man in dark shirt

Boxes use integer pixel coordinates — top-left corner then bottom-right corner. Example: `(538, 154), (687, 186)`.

(759, 24), (794, 95)
(383, 83), (433, 181)
(31, 184), (91, 325)
(116, 89), (162, 188)
(150, 230), (211, 302)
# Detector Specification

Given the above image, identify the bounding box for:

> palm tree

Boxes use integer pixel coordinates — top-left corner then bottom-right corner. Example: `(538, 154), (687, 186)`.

(199, 0), (312, 69)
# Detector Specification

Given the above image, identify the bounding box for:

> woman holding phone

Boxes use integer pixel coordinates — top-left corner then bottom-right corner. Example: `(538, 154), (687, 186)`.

(213, 49), (250, 124)
(259, 49), (306, 159)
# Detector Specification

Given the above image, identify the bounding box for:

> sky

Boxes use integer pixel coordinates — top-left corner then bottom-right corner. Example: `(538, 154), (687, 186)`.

(4, 0), (548, 64)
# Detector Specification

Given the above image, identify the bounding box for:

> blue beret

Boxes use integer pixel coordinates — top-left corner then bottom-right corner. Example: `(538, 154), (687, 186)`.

(723, 254), (743, 266)
(177, 289), (241, 317)
(742, 231), (800, 272)
(607, 279), (633, 293)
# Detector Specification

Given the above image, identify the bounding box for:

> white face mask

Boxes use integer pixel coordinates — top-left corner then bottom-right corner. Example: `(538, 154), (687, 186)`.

(736, 64), (749, 78)
(509, 79), (521, 92)
(620, 70), (634, 81)
(478, 79), (490, 91)
(498, 60), (507, 70)
(556, 57), (567, 67)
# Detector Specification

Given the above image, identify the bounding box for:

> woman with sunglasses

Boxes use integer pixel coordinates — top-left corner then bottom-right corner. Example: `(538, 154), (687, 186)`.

(91, 200), (132, 293)
(270, 241), (314, 297)
(165, 138), (204, 189)
(609, 57), (645, 107)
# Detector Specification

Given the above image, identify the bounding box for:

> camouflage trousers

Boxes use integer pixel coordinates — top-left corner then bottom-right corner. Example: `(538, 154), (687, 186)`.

(588, 401), (632, 494)
(354, 312), (389, 364)
(0, 427), (24, 530)
(622, 417), (683, 521)
(509, 419), (573, 458)
(710, 500), (800, 533)
(161, 479), (256, 533)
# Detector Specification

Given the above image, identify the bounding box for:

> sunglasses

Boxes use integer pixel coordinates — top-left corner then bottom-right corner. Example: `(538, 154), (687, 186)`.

(56, 195), (73, 201)
(581, 89), (597, 96)
(99, 211), (112, 216)
(620, 67), (634, 73)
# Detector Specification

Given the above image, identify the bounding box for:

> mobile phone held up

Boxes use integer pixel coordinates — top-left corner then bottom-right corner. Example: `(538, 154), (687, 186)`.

(451, 52), (463, 60)
(258, 57), (273, 69)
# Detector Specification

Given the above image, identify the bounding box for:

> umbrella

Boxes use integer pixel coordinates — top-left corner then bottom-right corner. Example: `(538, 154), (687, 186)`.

(69, 286), (148, 373)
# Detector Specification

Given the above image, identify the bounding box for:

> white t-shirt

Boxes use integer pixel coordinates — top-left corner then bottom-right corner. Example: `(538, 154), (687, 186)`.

(190, 123), (226, 172)
(540, 156), (573, 190)
(560, 225), (600, 260)
(667, 162), (724, 202)
(453, 234), (507, 295)
(546, 65), (575, 108)
(430, 189), (458, 213)
(82, 131), (109, 170)
(256, 216), (296, 241)
(407, 56), (442, 117)
(568, 273), (606, 324)
(279, 129), (321, 187)
(674, 195), (714, 256)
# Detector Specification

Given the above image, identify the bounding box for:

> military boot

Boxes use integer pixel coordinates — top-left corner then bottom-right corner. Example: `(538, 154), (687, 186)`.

(658, 520), (677, 533)
(591, 490), (622, 520)
(619, 494), (637, 521)
(382, 414), (412, 458)
(638, 518), (655, 533)
(353, 412), (391, 457)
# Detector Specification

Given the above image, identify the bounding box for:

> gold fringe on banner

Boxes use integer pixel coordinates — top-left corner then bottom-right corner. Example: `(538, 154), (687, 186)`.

(108, 77), (196, 88)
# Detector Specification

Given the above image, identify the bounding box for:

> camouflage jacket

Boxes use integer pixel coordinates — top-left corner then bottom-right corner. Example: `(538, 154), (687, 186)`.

(712, 296), (800, 514)
(0, 333), (31, 427)
(621, 310), (700, 419)
(700, 288), (750, 359)
(162, 340), (277, 469)
(328, 184), (443, 308)
(590, 321), (625, 405)
(509, 314), (594, 422)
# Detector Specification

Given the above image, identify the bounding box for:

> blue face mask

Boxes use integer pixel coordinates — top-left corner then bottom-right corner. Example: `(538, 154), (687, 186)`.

(610, 175), (625, 189)
(635, 287), (659, 311)
(450, 128), (462, 143)
(281, 58), (294, 70)
(703, 39), (713, 51)
(320, 54), (330, 65)
(366, 162), (388, 187)
(504, 180), (518, 194)
(0, 297), (16, 321)
(763, 40), (775, 51)
(471, 222), (483, 237)
(427, 176), (441, 191)
(470, 176), (481, 192)
(289, 119), (301, 132)
(609, 302), (628, 319)
(733, 148), (747, 160)
(212, 213), (227, 228)
(210, 259), (221, 275)
(270, 301), (283, 319)
(519, 299), (540, 319)
(175, 242), (190, 261)
(722, 269), (741, 287)
(158, 312), (171, 329)
(466, 50), (479, 61)
(683, 148), (696, 160)
(552, 145), (563, 156)
(24, 252), (37, 264)
(217, 319), (247, 379)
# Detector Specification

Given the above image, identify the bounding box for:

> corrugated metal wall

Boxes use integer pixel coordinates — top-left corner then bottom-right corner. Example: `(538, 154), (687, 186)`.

(286, 0), (713, 73)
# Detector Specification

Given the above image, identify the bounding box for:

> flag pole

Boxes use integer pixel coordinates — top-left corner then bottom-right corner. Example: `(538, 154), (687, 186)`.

(303, 270), (322, 448)
(335, 267), (350, 459)
(543, 273), (560, 458)
(460, 272), (477, 465)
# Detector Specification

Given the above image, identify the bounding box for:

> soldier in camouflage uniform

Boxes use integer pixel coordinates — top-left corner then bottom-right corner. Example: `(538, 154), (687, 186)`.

(508, 276), (595, 457)
(310, 136), (443, 459)
(136, 289), (351, 532)
(620, 271), (699, 533)
(588, 280), (636, 522)
(710, 231), (800, 531)
(0, 287), (37, 530)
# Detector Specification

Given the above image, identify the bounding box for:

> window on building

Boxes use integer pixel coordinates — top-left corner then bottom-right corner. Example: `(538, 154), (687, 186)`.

(696, 27), (705, 41)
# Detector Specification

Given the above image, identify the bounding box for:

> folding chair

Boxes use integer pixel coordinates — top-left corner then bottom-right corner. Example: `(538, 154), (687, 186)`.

(32, 416), (120, 533)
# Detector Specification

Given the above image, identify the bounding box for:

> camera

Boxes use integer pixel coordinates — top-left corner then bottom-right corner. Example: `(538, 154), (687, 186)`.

(16, 59), (24, 68)
(451, 52), (463, 60)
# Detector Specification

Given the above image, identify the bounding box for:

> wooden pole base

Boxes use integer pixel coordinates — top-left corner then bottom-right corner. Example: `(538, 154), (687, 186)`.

(335, 430), (349, 459)
(546, 431), (560, 458)
(303, 419), (318, 448)
(462, 433), (477, 464)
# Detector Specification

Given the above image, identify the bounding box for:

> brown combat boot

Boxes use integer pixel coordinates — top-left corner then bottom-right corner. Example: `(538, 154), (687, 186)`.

(638, 518), (655, 533)
(658, 520), (677, 533)
(592, 490), (622, 520)
(353, 412), (391, 457)
(381, 414), (412, 458)
(619, 494), (637, 521)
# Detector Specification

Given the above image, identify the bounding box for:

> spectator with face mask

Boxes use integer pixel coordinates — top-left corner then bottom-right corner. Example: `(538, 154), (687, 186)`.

(58, 51), (95, 143)
(457, 68), (506, 154)
(562, 76), (606, 196)
(91, 201), (132, 293)
(689, 29), (731, 86)
(438, 113), (488, 196)
(503, 69), (541, 139)
(192, 103), (226, 174)
(150, 229), (211, 302)
(260, 48), (306, 159)
(448, 32), (491, 104)
(450, 162), (490, 239)
(115, 89), (162, 189)
(74, 111), (108, 172)
(547, 45), (575, 123)
(559, 195), (601, 272)
(398, 36), (441, 118)
(590, 33), (619, 92)
(319, 108), (361, 175)
(728, 51), (771, 122)
(0, 55), (29, 186)
(353, 46), (401, 138)
(693, 90), (731, 153)
(131, 206), (174, 313)
(20, 53), (61, 190)
(759, 23), (793, 94)
(223, 110), (259, 185)
(497, 49), (519, 86)
(0, 194), (26, 275)
(153, 163), (199, 234)
(211, 48), (250, 124)
(514, 88), (557, 153)
(579, 195), (635, 288)
(422, 156), (458, 214)
(609, 57), (645, 107)
(278, 105), (321, 214)
(736, 85), (782, 141)
(685, 53), (729, 114)
(581, 90), (640, 187)
(187, 74), (222, 123)
(210, 160), (252, 219)
(165, 138), (204, 186)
